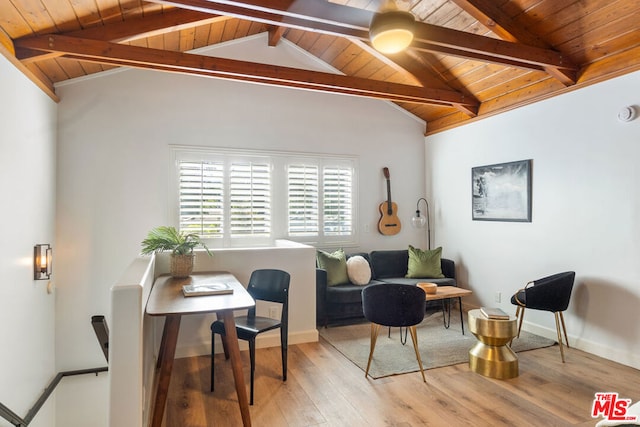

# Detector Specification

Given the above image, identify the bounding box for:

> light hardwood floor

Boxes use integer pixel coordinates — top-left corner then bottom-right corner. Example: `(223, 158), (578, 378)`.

(164, 335), (640, 427)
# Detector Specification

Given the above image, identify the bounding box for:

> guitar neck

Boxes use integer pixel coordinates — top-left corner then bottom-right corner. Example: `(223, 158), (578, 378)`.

(386, 179), (393, 214)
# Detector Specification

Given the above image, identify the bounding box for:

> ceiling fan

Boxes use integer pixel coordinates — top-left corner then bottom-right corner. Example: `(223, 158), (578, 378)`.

(369, 0), (416, 54)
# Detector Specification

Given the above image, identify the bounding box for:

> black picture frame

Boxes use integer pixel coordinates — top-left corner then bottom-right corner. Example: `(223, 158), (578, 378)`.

(472, 159), (532, 222)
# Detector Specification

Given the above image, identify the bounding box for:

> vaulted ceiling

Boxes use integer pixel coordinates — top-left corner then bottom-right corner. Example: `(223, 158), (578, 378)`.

(1, 0), (639, 134)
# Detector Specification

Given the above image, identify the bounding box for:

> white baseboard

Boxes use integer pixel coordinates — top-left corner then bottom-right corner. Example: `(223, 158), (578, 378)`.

(175, 328), (319, 359)
(520, 321), (640, 370)
(461, 301), (640, 370)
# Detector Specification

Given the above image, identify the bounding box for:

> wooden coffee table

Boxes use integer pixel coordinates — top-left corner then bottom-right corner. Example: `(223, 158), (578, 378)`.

(423, 285), (473, 334)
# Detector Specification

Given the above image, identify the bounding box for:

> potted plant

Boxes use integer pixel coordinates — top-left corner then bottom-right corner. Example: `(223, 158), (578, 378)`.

(141, 226), (212, 278)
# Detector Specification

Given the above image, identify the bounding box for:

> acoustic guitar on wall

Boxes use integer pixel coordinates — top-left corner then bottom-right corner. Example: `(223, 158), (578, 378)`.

(377, 167), (401, 235)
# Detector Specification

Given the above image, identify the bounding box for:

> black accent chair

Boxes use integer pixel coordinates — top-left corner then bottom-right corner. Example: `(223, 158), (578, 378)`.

(362, 283), (427, 382)
(210, 269), (290, 405)
(510, 271), (575, 363)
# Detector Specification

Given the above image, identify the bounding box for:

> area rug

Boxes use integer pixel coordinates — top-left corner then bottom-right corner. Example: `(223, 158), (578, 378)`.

(319, 311), (555, 379)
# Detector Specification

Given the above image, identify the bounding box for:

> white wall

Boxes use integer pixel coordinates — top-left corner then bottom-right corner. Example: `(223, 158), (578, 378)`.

(0, 55), (57, 426)
(426, 71), (640, 368)
(151, 241), (317, 358)
(108, 256), (155, 427)
(53, 32), (429, 423)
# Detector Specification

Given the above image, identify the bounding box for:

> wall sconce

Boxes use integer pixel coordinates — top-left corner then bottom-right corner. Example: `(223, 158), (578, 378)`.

(34, 244), (52, 280)
(411, 198), (431, 250)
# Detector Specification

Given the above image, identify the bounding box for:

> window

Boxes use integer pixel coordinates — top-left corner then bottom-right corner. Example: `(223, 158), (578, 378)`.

(323, 166), (353, 236)
(178, 161), (224, 237)
(172, 147), (357, 247)
(287, 164), (319, 236)
(229, 161), (271, 236)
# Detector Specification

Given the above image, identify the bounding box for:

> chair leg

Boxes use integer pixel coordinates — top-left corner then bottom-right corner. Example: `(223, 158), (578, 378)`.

(365, 324), (381, 378)
(509, 306), (524, 346)
(210, 330), (216, 392)
(559, 311), (570, 348)
(249, 338), (256, 405)
(554, 312), (566, 363)
(408, 325), (426, 383)
(280, 326), (288, 382)
(516, 306), (525, 338)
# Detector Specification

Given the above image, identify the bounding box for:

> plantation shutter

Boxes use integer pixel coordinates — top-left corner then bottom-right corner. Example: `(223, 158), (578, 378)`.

(173, 147), (356, 245)
(322, 166), (353, 236)
(229, 161), (271, 236)
(178, 161), (224, 237)
(287, 164), (319, 236)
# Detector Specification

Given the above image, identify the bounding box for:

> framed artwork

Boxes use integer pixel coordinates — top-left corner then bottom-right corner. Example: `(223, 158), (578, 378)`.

(472, 159), (532, 222)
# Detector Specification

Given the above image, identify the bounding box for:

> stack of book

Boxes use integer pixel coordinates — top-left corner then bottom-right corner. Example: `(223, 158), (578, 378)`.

(480, 307), (510, 320)
(182, 282), (234, 297)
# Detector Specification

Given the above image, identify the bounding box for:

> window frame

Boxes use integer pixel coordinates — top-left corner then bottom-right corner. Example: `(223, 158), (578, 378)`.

(170, 145), (359, 248)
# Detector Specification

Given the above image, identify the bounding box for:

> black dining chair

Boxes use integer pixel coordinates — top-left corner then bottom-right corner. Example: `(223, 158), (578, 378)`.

(210, 269), (290, 405)
(510, 271), (575, 362)
(362, 283), (427, 382)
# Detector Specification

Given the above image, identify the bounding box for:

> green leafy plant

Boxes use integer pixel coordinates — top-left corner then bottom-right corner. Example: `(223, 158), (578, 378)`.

(141, 226), (212, 256)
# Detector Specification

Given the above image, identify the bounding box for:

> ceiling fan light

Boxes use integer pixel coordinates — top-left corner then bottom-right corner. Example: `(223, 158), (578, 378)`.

(369, 10), (415, 54)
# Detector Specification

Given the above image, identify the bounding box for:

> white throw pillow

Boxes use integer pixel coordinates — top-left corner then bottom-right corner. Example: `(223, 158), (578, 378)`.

(346, 255), (371, 285)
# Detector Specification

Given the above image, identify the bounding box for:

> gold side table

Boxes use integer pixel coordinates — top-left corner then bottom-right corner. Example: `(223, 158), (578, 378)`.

(468, 309), (518, 379)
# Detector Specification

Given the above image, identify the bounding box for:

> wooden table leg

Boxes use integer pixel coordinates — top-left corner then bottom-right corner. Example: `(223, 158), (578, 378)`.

(458, 297), (465, 335)
(150, 314), (181, 427)
(220, 310), (252, 427)
(155, 315), (172, 371)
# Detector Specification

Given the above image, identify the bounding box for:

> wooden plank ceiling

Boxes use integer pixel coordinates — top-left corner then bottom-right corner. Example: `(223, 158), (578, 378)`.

(1, 0), (639, 134)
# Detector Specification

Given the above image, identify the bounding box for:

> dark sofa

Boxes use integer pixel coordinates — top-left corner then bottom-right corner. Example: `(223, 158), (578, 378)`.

(316, 249), (456, 327)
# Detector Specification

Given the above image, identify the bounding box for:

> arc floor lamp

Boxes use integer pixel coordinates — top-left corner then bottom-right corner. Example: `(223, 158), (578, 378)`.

(411, 198), (431, 250)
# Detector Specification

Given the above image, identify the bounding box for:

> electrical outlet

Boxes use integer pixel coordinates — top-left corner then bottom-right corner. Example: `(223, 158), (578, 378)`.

(494, 292), (501, 303)
(269, 306), (279, 319)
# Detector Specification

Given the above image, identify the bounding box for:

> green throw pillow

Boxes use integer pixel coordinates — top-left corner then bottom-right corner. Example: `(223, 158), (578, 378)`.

(406, 245), (445, 279)
(317, 249), (350, 286)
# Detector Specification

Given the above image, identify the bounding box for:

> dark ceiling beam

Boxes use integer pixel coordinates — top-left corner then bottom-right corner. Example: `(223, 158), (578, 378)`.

(15, 34), (479, 109)
(449, 0), (522, 44)
(147, 0), (368, 38)
(16, 9), (230, 63)
(267, 25), (286, 46)
(449, 0), (576, 85)
(396, 52), (478, 117)
(0, 28), (58, 101)
(146, 0), (577, 77)
(351, 39), (478, 117)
